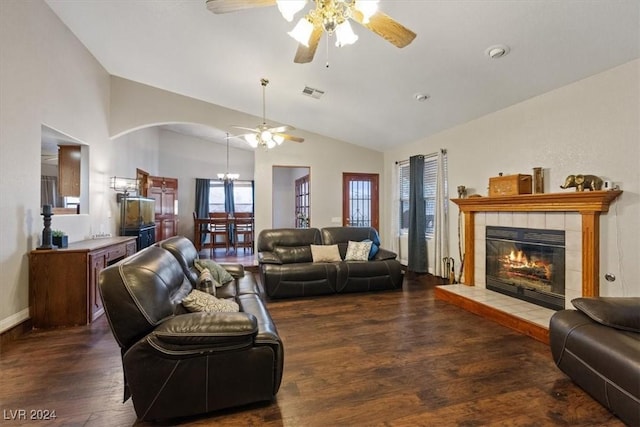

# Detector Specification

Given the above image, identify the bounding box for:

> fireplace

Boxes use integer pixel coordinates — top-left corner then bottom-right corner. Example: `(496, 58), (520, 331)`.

(486, 226), (565, 311)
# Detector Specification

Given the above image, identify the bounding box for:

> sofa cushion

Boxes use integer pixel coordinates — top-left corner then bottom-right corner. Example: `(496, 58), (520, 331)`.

(311, 244), (342, 262)
(572, 297), (640, 333)
(182, 289), (239, 313)
(195, 259), (234, 285)
(363, 239), (380, 260)
(196, 268), (219, 296)
(345, 240), (372, 261)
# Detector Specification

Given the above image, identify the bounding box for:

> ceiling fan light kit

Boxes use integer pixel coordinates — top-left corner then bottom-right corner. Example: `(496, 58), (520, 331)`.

(233, 78), (304, 150)
(206, 0), (416, 63)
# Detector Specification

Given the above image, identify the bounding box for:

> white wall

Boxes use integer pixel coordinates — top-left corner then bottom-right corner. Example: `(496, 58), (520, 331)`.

(0, 0), (114, 331)
(110, 77), (387, 245)
(383, 59), (640, 297)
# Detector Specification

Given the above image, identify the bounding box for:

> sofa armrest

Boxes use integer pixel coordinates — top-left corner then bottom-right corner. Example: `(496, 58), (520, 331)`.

(218, 263), (245, 278)
(258, 251), (283, 265)
(374, 248), (397, 261)
(152, 312), (258, 349)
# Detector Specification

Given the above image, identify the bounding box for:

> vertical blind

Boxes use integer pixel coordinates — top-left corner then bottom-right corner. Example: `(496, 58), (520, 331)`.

(399, 151), (448, 236)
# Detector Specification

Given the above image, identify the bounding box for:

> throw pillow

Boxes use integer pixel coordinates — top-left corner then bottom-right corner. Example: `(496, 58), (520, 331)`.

(196, 268), (220, 296)
(182, 289), (239, 313)
(194, 259), (234, 285)
(345, 240), (373, 261)
(310, 244), (342, 262)
(572, 297), (640, 333)
(362, 238), (380, 260)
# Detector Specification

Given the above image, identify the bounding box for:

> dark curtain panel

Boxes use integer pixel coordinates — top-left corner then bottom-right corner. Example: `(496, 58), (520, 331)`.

(408, 155), (427, 273)
(224, 180), (235, 215)
(195, 178), (210, 244)
(250, 180), (255, 215)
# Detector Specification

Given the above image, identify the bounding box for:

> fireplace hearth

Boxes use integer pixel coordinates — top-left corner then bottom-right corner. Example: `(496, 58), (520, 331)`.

(486, 226), (565, 311)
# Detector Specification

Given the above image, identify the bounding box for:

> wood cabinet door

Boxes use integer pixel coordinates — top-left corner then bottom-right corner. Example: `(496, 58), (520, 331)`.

(58, 145), (81, 197)
(88, 252), (106, 322)
(149, 176), (178, 242)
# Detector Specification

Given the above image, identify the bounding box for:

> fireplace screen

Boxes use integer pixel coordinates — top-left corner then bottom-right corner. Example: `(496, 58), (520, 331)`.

(486, 226), (565, 311)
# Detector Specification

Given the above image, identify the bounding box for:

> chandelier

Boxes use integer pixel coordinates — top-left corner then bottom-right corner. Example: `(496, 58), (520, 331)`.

(217, 133), (239, 181)
(278, 0), (379, 48)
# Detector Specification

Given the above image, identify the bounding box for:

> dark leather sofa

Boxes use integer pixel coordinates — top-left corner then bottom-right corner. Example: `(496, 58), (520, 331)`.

(549, 297), (639, 426)
(99, 236), (283, 421)
(258, 227), (403, 299)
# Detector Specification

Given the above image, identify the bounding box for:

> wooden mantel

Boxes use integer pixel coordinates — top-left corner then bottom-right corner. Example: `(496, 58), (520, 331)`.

(451, 190), (622, 298)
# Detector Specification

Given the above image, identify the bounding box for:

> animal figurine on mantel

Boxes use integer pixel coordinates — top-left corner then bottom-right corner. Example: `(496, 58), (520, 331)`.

(560, 174), (604, 192)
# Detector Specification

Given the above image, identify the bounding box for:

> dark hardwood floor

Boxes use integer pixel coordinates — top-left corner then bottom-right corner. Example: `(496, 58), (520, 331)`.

(0, 273), (622, 426)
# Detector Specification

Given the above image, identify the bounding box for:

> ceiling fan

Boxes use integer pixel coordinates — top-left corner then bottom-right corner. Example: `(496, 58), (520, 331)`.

(205, 0), (416, 64)
(233, 78), (304, 149)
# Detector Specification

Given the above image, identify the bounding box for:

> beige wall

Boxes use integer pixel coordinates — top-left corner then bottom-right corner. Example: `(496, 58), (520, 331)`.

(383, 59), (640, 297)
(0, 0), (113, 331)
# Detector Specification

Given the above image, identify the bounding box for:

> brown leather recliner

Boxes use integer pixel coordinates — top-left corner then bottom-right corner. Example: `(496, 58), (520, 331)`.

(549, 297), (639, 426)
(99, 236), (283, 421)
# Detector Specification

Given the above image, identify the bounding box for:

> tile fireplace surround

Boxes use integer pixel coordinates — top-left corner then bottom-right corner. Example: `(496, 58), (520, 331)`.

(435, 191), (622, 343)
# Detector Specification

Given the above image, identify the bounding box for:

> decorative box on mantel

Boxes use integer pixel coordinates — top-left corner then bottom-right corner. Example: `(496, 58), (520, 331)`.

(489, 174), (532, 196)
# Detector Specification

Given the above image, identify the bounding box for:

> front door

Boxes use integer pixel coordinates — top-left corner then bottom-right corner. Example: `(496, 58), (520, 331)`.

(342, 173), (379, 230)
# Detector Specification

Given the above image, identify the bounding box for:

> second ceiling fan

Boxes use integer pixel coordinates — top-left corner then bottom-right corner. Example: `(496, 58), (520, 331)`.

(206, 0), (417, 63)
(233, 78), (304, 149)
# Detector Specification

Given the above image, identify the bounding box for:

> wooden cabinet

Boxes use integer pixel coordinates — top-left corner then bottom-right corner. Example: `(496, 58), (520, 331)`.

(29, 237), (137, 328)
(149, 176), (178, 242)
(122, 225), (156, 251)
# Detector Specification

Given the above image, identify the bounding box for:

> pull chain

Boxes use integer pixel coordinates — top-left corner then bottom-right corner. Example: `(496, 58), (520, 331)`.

(326, 34), (330, 68)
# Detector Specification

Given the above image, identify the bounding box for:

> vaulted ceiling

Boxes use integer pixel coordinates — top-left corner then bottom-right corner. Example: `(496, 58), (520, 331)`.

(45, 1), (639, 151)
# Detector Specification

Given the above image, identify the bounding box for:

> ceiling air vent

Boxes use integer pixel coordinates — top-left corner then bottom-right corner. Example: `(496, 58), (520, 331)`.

(302, 86), (325, 99)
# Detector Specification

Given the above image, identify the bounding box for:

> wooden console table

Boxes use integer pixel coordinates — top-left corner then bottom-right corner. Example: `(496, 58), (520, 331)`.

(29, 236), (137, 328)
(451, 191), (622, 298)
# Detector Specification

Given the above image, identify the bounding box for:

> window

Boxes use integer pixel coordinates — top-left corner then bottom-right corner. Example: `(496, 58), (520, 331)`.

(398, 153), (448, 237)
(209, 180), (254, 213)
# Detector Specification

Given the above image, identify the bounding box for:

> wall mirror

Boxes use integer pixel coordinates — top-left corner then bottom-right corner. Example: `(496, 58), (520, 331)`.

(272, 166), (310, 228)
(41, 124), (89, 215)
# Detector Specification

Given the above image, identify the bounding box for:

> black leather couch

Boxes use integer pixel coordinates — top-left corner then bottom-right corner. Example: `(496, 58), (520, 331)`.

(258, 227), (403, 299)
(99, 236), (283, 421)
(549, 297), (639, 426)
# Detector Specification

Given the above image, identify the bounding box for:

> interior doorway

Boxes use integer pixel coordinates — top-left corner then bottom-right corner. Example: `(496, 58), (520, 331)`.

(272, 166), (310, 228)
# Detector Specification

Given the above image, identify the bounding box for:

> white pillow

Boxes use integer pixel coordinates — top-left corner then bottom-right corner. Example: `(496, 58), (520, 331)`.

(182, 289), (239, 313)
(310, 244), (342, 262)
(345, 240), (373, 261)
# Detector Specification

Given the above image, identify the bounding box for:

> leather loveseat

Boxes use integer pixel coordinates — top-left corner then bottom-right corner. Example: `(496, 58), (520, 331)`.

(258, 227), (403, 299)
(99, 236), (283, 421)
(549, 297), (639, 426)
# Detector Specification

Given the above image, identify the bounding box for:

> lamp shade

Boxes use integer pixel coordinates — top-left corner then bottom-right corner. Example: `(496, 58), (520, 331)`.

(288, 17), (314, 46)
(276, 0), (307, 22)
(354, 0), (379, 24)
(335, 20), (358, 47)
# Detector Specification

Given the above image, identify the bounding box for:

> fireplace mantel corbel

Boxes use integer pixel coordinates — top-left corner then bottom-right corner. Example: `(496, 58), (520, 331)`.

(451, 190), (622, 297)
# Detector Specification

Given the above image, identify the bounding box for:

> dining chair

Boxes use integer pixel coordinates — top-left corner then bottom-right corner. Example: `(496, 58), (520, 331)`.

(233, 212), (254, 254)
(208, 212), (230, 255)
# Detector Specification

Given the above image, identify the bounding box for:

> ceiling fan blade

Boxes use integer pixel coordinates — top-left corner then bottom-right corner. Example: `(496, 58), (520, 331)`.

(231, 125), (259, 133)
(294, 25), (323, 63)
(276, 133), (304, 143)
(268, 125), (294, 133)
(351, 10), (416, 48)
(206, 0), (276, 14)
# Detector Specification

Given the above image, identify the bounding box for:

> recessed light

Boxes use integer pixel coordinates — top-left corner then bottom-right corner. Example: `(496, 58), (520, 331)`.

(485, 44), (510, 59)
(414, 93), (430, 102)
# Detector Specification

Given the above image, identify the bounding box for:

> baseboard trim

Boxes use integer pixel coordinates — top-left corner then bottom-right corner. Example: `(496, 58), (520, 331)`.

(0, 309), (32, 351)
